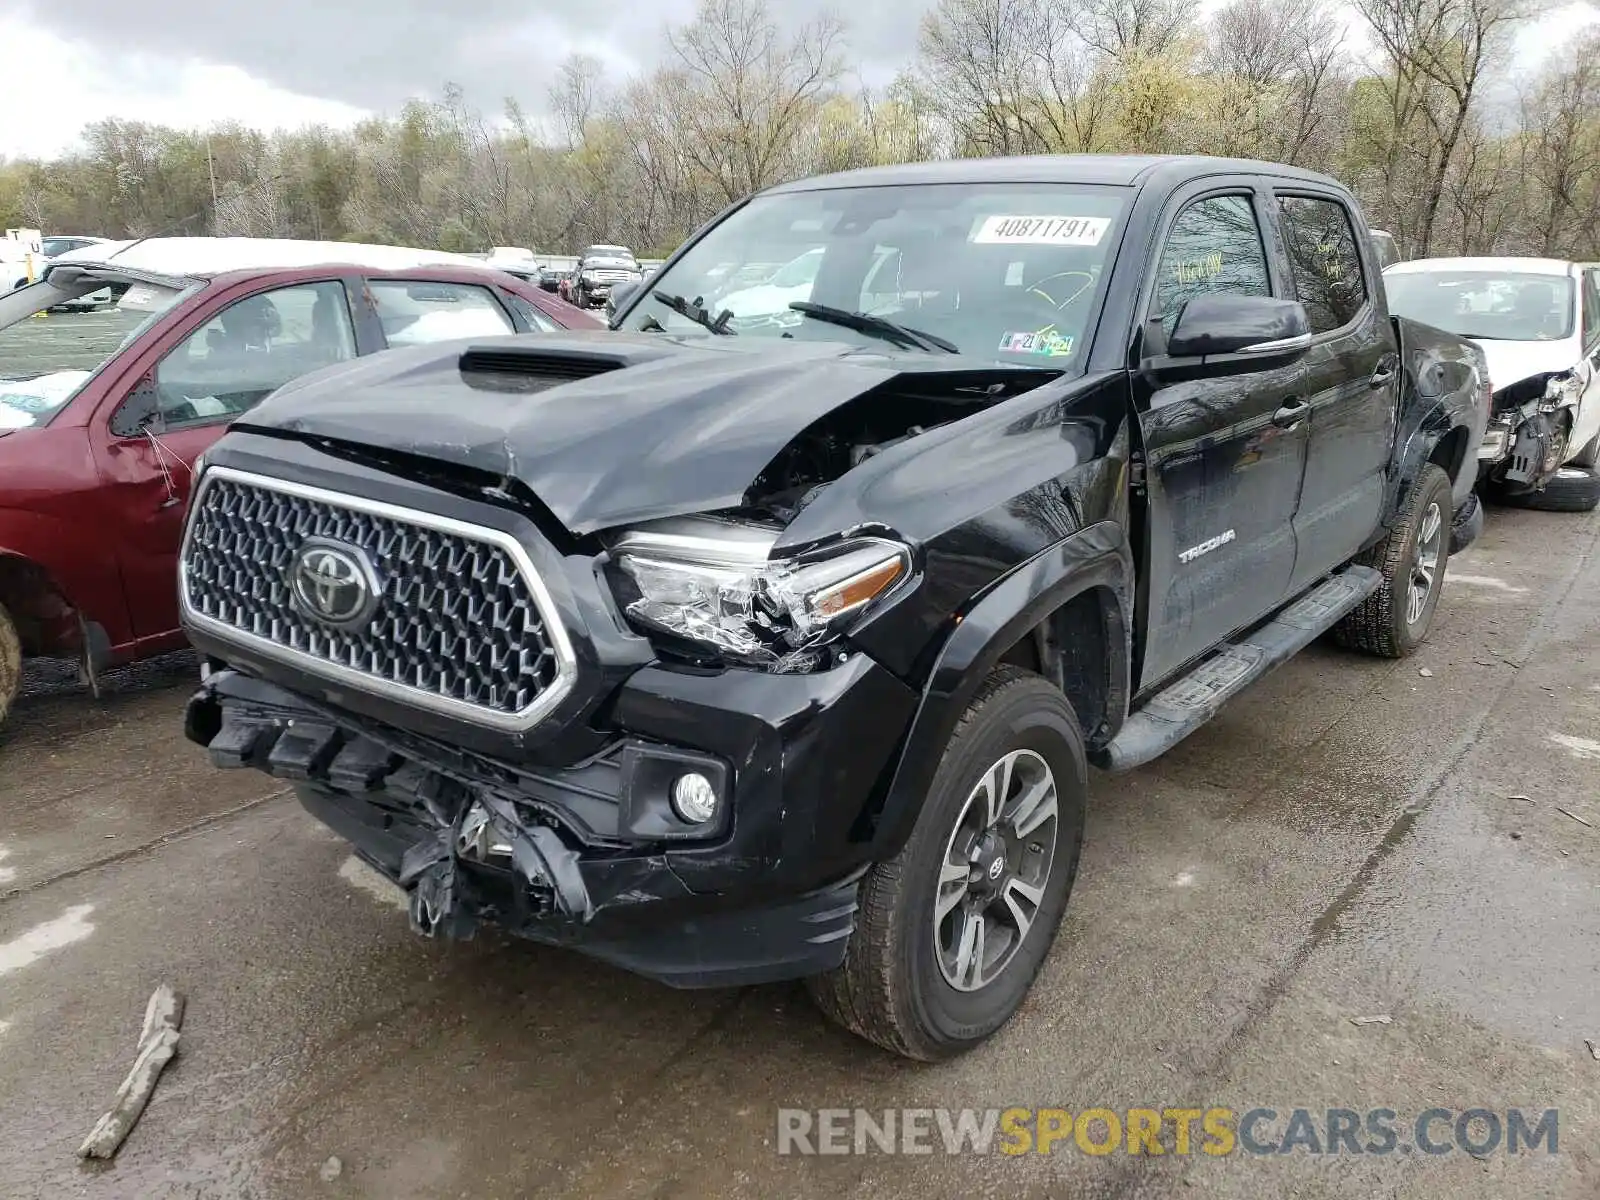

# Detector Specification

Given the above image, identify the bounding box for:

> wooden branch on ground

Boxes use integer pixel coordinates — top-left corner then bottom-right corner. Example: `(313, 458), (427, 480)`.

(77, 984), (186, 1160)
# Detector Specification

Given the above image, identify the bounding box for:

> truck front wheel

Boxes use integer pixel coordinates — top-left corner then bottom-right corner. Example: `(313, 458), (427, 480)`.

(0, 600), (20, 729)
(1334, 464), (1453, 658)
(806, 666), (1086, 1060)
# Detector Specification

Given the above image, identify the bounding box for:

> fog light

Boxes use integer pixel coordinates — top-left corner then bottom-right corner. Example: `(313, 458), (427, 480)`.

(670, 773), (719, 824)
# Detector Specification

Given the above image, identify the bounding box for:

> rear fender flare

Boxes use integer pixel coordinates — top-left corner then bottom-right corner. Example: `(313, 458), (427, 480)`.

(865, 520), (1133, 859)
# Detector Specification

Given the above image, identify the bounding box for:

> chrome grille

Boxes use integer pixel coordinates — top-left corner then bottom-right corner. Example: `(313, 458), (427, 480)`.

(180, 469), (575, 727)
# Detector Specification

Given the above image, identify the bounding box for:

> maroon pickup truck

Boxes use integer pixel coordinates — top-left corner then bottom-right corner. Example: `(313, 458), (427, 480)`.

(0, 237), (599, 728)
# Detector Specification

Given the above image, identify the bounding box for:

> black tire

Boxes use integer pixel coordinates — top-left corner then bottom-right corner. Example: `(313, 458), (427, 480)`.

(1496, 465), (1600, 513)
(1333, 463), (1452, 658)
(0, 600), (20, 730)
(1449, 490), (1483, 555)
(806, 666), (1087, 1061)
(1571, 431), (1600, 469)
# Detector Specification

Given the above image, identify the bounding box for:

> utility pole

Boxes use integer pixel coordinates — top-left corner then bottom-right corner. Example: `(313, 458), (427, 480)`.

(205, 133), (219, 231)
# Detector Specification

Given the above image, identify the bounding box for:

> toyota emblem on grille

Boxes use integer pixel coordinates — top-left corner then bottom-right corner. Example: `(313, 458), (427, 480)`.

(289, 539), (380, 628)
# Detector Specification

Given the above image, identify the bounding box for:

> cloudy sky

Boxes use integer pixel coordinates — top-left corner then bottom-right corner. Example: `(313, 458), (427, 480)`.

(0, 0), (1595, 159)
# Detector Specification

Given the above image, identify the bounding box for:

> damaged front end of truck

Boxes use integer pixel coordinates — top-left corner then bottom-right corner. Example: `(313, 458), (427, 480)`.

(178, 330), (1093, 982)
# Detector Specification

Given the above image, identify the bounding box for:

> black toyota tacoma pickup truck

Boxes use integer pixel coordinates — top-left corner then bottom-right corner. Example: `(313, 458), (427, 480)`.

(180, 155), (1488, 1061)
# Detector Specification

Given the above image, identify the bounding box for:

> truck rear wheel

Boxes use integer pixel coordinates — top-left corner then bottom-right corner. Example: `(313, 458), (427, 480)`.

(1496, 465), (1600, 513)
(1333, 464), (1452, 659)
(806, 666), (1086, 1060)
(0, 600), (20, 729)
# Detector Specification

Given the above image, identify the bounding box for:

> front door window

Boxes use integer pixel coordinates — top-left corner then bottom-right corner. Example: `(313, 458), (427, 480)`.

(141, 281), (357, 430)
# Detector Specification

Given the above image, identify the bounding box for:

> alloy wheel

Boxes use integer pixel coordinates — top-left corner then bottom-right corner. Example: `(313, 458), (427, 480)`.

(1407, 500), (1443, 627)
(934, 748), (1059, 992)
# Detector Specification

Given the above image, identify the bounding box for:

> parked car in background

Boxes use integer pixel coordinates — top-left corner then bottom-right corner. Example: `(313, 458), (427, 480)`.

(480, 247), (546, 290)
(40, 235), (109, 260)
(41, 236), (120, 311)
(1384, 256), (1600, 512)
(7, 235), (113, 297)
(0, 236), (599, 729)
(181, 154), (1485, 1060)
(571, 244), (643, 309)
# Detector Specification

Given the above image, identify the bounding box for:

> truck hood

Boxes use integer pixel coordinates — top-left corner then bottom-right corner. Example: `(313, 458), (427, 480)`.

(236, 330), (1059, 534)
(1470, 337), (1579, 392)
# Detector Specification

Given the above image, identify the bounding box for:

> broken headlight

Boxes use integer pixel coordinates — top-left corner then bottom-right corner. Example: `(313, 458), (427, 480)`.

(610, 516), (911, 672)
(1545, 368), (1585, 408)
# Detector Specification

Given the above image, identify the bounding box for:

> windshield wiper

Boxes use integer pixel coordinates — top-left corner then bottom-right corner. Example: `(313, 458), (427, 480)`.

(788, 302), (960, 354)
(652, 291), (735, 335)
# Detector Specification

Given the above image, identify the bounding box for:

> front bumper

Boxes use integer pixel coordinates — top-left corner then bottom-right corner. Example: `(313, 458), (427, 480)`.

(185, 648), (916, 987)
(1479, 378), (1580, 492)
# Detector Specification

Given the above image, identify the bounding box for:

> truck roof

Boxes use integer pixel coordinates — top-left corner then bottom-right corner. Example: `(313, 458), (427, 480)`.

(47, 236), (495, 280)
(765, 153), (1348, 195)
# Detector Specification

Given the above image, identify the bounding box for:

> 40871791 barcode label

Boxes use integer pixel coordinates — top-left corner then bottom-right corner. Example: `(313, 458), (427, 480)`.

(970, 215), (1111, 246)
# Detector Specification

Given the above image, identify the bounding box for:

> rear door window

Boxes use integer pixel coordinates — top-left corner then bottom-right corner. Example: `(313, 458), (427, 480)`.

(368, 280), (515, 347)
(1277, 196), (1369, 334)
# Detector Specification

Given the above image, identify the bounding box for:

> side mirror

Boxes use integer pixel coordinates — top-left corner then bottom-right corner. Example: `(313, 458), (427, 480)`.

(109, 372), (162, 438)
(1164, 293), (1312, 363)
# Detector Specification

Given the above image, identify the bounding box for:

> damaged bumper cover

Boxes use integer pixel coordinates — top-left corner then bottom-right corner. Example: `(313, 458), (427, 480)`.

(1480, 372), (1583, 490)
(185, 657), (915, 987)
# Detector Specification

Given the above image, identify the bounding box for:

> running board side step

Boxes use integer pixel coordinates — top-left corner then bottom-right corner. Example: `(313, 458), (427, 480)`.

(1091, 565), (1383, 773)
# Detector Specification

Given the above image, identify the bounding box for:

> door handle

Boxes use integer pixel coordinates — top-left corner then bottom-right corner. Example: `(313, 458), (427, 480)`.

(1370, 363), (1397, 388)
(1272, 397), (1310, 429)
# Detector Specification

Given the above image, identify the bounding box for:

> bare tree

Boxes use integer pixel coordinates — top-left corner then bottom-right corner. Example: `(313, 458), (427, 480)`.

(1355, 0), (1547, 255)
(914, 0), (1109, 156)
(1072, 0), (1202, 61)
(1518, 31), (1600, 256)
(666, 0), (845, 203)
(1202, 0), (1348, 165)
(550, 54), (606, 150)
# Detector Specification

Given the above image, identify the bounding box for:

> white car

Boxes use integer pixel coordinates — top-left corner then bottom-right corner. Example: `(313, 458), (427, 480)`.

(8, 235), (118, 310)
(1384, 256), (1600, 511)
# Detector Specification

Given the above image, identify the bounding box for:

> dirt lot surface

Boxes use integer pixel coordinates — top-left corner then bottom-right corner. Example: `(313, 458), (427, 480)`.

(1, 505), (1597, 1199)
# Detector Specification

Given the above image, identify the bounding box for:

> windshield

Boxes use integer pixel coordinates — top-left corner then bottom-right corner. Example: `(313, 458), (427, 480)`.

(0, 277), (192, 429)
(615, 181), (1129, 365)
(1384, 269), (1575, 342)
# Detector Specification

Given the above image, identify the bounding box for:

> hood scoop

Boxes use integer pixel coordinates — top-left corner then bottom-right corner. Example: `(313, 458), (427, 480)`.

(458, 345), (628, 394)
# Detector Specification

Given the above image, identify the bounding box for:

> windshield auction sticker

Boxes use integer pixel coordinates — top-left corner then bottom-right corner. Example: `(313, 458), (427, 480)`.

(971, 216), (1111, 246)
(999, 331), (1074, 357)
